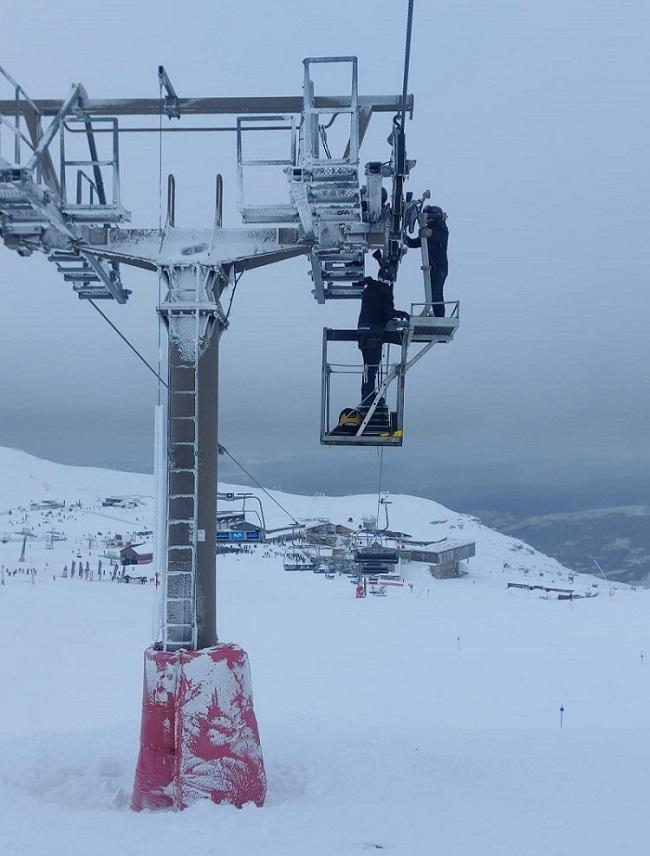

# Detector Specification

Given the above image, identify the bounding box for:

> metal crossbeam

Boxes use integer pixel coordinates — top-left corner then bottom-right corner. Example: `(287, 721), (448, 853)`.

(0, 94), (412, 118)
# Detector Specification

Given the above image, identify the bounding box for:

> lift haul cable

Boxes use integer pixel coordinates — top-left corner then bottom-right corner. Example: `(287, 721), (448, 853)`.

(218, 445), (302, 528)
(225, 262), (248, 323)
(376, 446), (385, 525)
(87, 298), (167, 388)
(88, 296), (299, 528)
(371, 0), (414, 503)
(401, 0), (415, 129)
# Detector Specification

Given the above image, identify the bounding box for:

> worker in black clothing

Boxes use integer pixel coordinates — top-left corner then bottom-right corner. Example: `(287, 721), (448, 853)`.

(356, 273), (409, 406)
(405, 205), (448, 317)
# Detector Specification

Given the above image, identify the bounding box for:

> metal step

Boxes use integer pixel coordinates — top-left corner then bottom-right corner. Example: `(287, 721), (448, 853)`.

(323, 284), (365, 299)
(322, 268), (364, 282)
(73, 286), (114, 299)
(48, 252), (81, 262)
(61, 204), (129, 220)
(0, 188), (28, 202)
(309, 187), (360, 204)
(63, 271), (101, 282)
(308, 165), (358, 181)
(241, 204), (299, 224)
(0, 200), (32, 209)
(0, 209), (47, 222)
(312, 204), (361, 222)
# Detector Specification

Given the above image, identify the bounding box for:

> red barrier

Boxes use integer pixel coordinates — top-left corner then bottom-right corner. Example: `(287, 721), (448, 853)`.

(132, 644), (266, 811)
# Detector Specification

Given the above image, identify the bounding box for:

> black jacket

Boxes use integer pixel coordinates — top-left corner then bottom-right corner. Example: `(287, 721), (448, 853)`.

(406, 220), (449, 278)
(356, 277), (408, 339)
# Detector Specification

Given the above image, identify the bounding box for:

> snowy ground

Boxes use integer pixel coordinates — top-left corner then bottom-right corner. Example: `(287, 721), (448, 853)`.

(1, 448), (650, 855)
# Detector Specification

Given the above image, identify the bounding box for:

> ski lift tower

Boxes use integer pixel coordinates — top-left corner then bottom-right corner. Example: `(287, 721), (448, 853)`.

(0, 53), (453, 810)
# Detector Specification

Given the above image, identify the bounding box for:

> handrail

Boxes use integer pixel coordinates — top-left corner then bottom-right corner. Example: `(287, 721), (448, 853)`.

(410, 300), (460, 318)
(27, 83), (81, 172)
(76, 170), (98, 205)
(215, 174), (223, 228)
(167, 174), (175, 227)
(0, 66), (43, 165)
(0, 65), (42, 117)
(61, 115), (120, 207)
(0, 113), (35, 152)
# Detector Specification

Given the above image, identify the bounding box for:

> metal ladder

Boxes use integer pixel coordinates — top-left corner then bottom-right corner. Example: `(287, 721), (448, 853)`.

(163, 274), (202, 652)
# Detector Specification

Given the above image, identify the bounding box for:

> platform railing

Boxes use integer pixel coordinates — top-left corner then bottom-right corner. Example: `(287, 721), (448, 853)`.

(0, 65), (42, 166)
(302, 57), (359, 163)
(60, 116), (121, 209)
(410, 300), (460, 318)
(236, 114), (296, 216)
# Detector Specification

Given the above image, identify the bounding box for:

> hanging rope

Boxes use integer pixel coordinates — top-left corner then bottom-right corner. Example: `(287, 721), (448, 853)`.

(376, 446), (385, 525)
(373, 341), (392, 522)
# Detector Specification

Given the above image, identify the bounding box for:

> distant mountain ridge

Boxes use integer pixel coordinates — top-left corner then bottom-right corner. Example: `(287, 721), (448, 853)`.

(476, 506), (650, 586)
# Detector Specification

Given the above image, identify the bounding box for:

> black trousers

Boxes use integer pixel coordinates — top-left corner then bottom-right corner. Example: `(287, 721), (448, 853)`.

(358, 331), (403, 405)
(360, 340), (383, 404)
(431, 272), (447, 317)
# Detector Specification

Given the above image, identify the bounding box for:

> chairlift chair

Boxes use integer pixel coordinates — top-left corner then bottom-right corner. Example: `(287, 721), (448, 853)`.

(353, 542), (400, 576)
(216, 491), (267, 543)
(282, 545), (317, 572)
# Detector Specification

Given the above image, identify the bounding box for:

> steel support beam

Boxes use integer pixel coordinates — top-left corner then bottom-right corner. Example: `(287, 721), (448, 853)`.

(0, 94), (413, 118)
(160, 263), (225, 651)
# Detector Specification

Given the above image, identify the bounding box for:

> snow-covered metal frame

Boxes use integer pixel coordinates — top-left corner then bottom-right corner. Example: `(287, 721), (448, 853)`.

(0, 58), (421, 651)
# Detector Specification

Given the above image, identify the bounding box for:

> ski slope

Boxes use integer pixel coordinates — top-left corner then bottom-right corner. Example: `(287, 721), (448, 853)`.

(1, 447), (649, 856)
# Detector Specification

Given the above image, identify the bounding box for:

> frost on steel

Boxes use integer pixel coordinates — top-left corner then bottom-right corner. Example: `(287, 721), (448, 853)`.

(0, 58), (460, 652)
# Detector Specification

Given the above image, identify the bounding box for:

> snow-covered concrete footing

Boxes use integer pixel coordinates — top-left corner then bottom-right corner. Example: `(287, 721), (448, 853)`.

(131, 644), (266, 810)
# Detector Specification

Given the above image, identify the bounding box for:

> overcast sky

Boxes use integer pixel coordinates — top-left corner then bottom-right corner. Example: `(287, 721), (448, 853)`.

(1, 0), (648, 512)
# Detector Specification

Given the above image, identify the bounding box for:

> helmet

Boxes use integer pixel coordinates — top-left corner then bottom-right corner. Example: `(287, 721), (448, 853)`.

(423, 205), (445, 219)
(379, 260), (397, 282)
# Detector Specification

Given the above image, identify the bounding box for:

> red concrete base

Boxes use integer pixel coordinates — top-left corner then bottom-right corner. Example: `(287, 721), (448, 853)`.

(131, 644), (266, 811)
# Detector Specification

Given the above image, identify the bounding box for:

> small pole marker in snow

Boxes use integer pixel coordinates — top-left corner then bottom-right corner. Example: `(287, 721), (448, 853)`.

(457, 635), (461, 652)
(560, 705), (565, 729)
(641, 651), (644, 665)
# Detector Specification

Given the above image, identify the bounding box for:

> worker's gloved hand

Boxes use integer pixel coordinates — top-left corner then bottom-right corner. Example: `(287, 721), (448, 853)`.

(419, 227), (432, 238)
